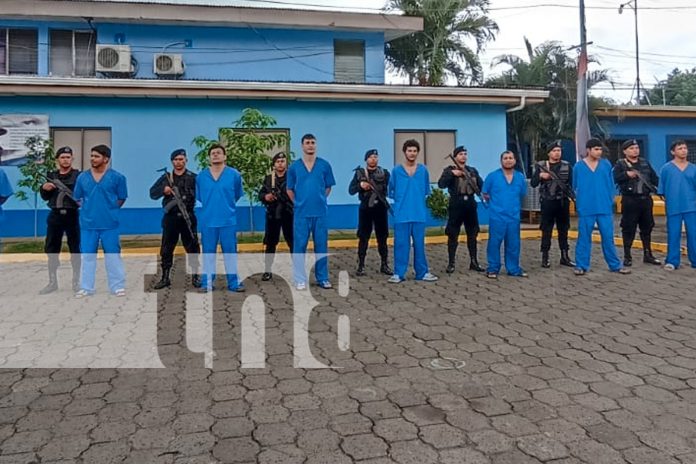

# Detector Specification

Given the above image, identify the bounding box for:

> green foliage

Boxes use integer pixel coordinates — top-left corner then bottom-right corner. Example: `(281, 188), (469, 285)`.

(15, 136), (55, 202)
(486, 38), (613, 162)
(644, 68), (696, 106)
(426, 187), (449, 223)
(193, 108), (290, 232)
(385, 0), (498, 85)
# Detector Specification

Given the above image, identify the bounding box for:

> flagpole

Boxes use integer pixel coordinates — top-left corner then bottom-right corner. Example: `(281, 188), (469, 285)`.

(575, 0), (591, 160)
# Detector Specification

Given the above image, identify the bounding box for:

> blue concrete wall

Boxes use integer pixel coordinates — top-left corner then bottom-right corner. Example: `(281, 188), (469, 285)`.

(0, 96), (506, 237)
(0, 19), (385, 83)
(601, 116), (696, 168)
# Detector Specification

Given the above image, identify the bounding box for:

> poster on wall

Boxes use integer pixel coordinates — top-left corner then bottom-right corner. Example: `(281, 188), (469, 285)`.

(0, 114), (50, 166)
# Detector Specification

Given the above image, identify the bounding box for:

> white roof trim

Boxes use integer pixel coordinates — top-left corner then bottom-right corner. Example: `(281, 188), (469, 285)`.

(0, 76), (549, 106)
(1, 0), (423, 40)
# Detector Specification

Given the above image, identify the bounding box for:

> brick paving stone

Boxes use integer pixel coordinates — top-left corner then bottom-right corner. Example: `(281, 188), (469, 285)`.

(468, 430), (514, 454)
(253, 423), (298, 446)
(341, 434), (388, 460)
(516, 434), (569, 461)
(389, 439), (438, 464)
(419, 423), (468, 449)
(373, 418), (418, 442)
(623, 446), (681, 464)
(213, 438), (260, 462)
(438, 447), (491, 464)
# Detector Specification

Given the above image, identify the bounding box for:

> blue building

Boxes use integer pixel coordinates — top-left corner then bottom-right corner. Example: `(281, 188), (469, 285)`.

(0, 0), (548, 237)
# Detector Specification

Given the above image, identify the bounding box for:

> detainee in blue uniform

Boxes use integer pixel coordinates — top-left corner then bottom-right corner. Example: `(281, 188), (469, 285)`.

(196, 144), (245, 292)
(482, 151), (528, 278)
(658, 140), (696, 270)
(387, 139), (438, 283)
(573, 138), (629, 275)
(287, 134), (336, 290)
(0, 167), (14, 252)
(72, 145), (128, 297)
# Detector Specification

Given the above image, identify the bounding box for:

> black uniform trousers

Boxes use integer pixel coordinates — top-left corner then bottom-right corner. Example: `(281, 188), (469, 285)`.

(44, 209), (80, 269)
(160, 213), (200, 270)
(357, 204), (389, 259)
(620, 195), (654, 250)
(539, 199), (571, 252)
(263, 212), (294, 271)
(445, 196), (479, 261)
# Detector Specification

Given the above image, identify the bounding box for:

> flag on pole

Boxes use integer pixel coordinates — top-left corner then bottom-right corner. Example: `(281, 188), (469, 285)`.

(575, 0), (591, 160)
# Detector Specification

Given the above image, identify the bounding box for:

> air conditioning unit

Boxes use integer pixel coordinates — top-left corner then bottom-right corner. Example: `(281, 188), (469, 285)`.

(96, 44), (132, 73)
(154, 53), (184, 76)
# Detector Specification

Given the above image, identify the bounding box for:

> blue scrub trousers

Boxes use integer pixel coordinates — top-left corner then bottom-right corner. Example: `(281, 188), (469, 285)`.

(666, 212), (696, 268)
(293, 216), (329, 284)
(80, 228), (125, 294)
(393, 222), (428, 280)
(200, 225), (240, 290)
(486, 219), (523, 275)
(575, 214), (622, 271)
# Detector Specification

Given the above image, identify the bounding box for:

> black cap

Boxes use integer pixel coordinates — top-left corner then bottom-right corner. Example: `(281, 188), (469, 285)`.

(453, 145), (467, 156)
(91, 144), (111, 158)
(585, 138), (603, 149)
(364, 148), (378, 161)
(170, 148), (186, 160)
(56, 146), (73, 157)
(272, 152), (287, 164)
(546, 140), (562, 153)
(621, 139), (639, 151)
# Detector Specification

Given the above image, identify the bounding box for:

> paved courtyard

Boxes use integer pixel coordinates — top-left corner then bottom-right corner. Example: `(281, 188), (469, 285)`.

(1, 242), (696, 463)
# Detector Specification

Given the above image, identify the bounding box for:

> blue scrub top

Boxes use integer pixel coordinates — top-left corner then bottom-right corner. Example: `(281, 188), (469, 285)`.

(0, 168), (13, 222)
(482, 168), (527, 222)
(573, 158), (615, 216)
(287, 157), (335, 218)
(388, 164), (430, 224)
(659, 161), (696, 216)
(196, 166), (243, 228)
(73, 169), (128, 230)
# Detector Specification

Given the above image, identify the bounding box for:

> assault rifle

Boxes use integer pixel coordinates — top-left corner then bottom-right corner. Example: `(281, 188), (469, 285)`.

(445, 153), (487, 208)
(536, 162), (576, 203)
(623, 159), (660, 197)
(40, 173), (77, 208)
(269, 171), (294, 219)
(354, 166), (392, 214)
(157, 167), (198, 246)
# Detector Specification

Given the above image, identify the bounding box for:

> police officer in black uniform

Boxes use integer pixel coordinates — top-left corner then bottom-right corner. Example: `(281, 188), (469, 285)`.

(613, 139), (661, 267)
(39, 146), (81, 294)
(438, 145), (485, 273)
(530, 141), (575, 268)
(150, 148), (200, 289)
(348, 149), (392, 276)
(259, 152), (294, 281)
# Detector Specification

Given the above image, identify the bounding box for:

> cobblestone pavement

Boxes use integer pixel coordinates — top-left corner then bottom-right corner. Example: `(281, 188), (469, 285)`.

(1, 242), (696, 463)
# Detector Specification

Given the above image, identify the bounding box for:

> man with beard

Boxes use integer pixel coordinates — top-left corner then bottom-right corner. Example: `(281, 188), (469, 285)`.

(73, 145), (128, 297)
(613, 139), (661, 267)
(438, 145), (484, 273)
(149, 148), (200, 289)
(259, 152), (294, 281)
(530, 141), (575, 268)
(349, 148), (392, 276)
(39, 146), (81, 294)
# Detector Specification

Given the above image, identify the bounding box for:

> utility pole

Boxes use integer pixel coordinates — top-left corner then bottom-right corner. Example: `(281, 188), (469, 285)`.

(575, 0), (591, 159)
(619, 0), (641, 105)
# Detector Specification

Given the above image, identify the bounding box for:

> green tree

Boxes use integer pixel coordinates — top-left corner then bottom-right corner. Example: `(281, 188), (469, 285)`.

(486, 38), (612, 163)
(385, 0), (498, 85)
(426, 187), (449, 230)
(193, 108), (289, 233)
(644, 68), (696, 106)
(15, 136), (56, 237)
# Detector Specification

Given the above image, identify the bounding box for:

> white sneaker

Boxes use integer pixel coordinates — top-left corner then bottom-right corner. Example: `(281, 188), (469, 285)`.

(295, 282), (307, 291)
(421, 272), (439, 282)
(387, 274), (403, 284)
(664, 263), (676, 271)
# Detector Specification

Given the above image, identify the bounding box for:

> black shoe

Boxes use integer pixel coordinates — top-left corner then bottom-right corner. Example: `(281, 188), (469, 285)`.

(623, 257), (633, 267)
(559, 250), (575, 267)
(446, 262), (455, 274)
(469, 260), (485, 272)
(39, 280), (58, 295)
(261, 272), (273, 281)
(356, 265), (366, 277)
(541, 251), (551, 268)
(380, 261), (393, 275)
(153, 268), (171, 290)
(643, 251), (661, 265)
(192, 274), (202, 288)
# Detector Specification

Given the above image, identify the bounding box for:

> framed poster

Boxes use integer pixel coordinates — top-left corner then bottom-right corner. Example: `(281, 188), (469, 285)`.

(0, 114), (50, 166)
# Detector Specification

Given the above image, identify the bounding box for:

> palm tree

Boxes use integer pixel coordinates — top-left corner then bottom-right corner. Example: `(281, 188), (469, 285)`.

(486, 38), (613, 163)
(385, 0), (498, 86)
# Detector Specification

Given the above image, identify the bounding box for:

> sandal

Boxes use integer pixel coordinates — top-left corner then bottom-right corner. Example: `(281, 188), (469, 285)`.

(573, 268), (586, 276)
(114, 289), (126, 297)
(485, 272), (498, 279)
(74, 289), (92, 299)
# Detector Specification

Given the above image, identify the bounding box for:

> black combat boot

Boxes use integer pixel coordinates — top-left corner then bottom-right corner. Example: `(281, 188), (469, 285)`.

(469, 257), (484, 272)
(541, 251), (551, 268)
(153, 267), (171, 289)
(39, 268), (58, 294)
(356, 255), (366, 276)
(71, 255), (81, 293)
(643, 249), (661, 265)
(191, 269), (203, 287)
(467, 240), (484, 272)
(379, 256), (392, 275)
(446, 260), (455, 274)
(559, 249), (575, 267)
(623, 248), (633, 267)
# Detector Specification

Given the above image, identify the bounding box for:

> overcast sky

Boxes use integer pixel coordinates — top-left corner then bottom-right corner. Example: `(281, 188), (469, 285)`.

(104, 0), (696, 104)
